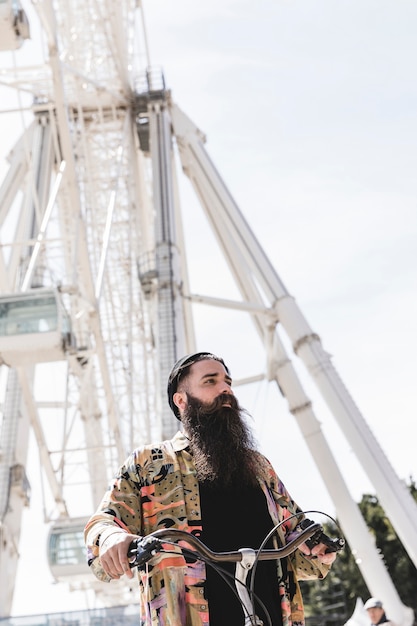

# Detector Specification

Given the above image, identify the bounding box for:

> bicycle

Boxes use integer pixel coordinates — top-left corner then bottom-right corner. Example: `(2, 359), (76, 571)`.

(128, 513), (345, 626)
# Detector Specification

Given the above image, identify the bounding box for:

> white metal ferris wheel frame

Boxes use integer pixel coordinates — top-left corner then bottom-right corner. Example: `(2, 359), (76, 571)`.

(0, 1), (415, 623)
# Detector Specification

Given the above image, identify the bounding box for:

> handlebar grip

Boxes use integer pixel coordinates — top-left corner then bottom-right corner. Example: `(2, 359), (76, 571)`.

(127, 536), (162, 568)
(299, 519), (345, 553)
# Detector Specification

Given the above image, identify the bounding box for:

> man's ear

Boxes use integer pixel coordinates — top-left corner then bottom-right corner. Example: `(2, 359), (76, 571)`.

(173, 390), (187, 415)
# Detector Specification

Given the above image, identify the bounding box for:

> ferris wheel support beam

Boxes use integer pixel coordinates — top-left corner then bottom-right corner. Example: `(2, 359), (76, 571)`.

(182, 184), (402, 612)
(16, 367), (68, 514)
(0, 112), (112, 507)
(0, 369), (31, 618)
(0, 112), (67, 539)
(0, 81), (124, 612)
(0, 122), (35, 225)
(68, 355), (109, 506)
(184, 217), (411, 625)
(0, 111), (69, 616)
(33, 0), (125, 462)
(170, 100), (414, 624)
(0, 116), (53, 289)
(147, 95), (193, 438)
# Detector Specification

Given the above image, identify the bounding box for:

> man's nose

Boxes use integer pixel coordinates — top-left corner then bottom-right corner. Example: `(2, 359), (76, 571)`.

(220, 382), (233, 394)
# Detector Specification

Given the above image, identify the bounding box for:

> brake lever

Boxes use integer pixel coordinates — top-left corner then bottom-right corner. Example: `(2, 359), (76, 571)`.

(127, 536), (162, 568)
(299, 519), (345, 553)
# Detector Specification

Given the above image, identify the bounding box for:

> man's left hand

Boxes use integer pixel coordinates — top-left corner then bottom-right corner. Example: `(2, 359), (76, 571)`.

(298, 541), (337, 564)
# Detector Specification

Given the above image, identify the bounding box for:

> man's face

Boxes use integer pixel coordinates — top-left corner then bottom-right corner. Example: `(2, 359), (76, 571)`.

(176, 359), (259, 487)
(367, 607), (384, 623)
(174, 359), (234, 416)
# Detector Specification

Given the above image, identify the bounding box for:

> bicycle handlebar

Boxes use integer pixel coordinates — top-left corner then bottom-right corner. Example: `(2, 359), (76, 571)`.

(127, 521), (339, 569)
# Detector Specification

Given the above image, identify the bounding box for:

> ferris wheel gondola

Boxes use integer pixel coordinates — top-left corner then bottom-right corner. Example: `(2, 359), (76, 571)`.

(0, 0), (30, 51)
(0, 288), (75, 366)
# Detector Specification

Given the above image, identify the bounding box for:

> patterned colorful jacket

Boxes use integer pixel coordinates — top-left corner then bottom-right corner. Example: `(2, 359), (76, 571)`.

(84, 431), (331, 625)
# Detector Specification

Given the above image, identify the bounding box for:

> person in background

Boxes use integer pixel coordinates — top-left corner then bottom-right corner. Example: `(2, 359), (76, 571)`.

(364, 598), (396, 626)
(84, 352), (338, 626)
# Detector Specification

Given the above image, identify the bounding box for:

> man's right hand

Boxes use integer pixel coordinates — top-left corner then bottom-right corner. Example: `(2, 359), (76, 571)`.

(99, 531), (139, 580)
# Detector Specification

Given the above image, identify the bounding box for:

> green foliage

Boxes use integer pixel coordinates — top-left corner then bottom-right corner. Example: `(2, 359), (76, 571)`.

(300, 478), (417, 625)
(300, 521), (361, 625)
(300, 566), (349, 626)
(357, 481), (417, 616)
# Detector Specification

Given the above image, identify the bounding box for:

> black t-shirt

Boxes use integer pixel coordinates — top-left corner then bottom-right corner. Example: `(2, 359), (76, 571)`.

(199, 481), (284, 626)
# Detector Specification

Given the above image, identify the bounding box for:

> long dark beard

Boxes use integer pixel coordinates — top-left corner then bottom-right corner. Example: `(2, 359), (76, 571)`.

(182, 393), (260, 488)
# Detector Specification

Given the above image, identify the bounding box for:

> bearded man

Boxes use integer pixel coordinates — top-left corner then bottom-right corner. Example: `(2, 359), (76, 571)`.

(85, 352), (337, 626)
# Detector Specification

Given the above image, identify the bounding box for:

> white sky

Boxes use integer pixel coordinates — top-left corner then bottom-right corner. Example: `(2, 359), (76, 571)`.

(1, 0), (416, 617)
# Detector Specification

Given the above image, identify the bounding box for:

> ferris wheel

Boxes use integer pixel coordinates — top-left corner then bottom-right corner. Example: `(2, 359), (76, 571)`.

(0, 1), (416, 624)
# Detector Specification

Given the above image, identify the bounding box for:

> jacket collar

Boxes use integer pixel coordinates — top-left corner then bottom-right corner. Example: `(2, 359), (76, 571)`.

(171, 430), (190, 452)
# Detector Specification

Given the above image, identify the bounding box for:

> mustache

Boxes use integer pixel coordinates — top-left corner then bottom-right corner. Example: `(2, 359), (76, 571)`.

(194, 393), (240, 415)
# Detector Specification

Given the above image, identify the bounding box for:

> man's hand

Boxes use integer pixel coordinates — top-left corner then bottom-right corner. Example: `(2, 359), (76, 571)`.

(298, 541), (338, 565)
(296, 518), (344, 565)
(99, 532), (139, 580)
